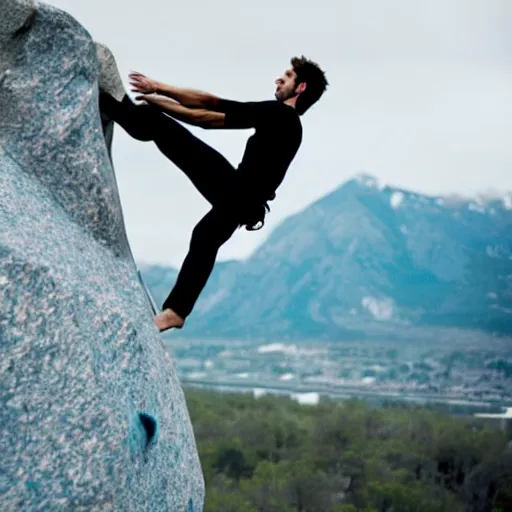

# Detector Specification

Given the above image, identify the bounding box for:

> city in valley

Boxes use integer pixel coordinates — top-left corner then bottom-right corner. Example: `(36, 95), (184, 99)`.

(165, 329), (512, 415)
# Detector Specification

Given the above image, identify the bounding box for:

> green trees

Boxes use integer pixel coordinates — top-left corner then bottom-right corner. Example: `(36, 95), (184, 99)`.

(185, 389), (511, 512)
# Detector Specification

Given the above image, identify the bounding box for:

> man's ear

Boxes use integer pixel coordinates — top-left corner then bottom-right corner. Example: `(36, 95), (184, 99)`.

(296, 81), (307, 95)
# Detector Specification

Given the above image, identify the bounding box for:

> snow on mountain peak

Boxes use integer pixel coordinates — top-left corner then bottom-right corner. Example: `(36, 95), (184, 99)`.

(362, 296), (395, 321)
(390, 191), (405, 209)
(468, 202), (486, 214)
(465, 192), (512, 211)
(355, 173), (384, 190)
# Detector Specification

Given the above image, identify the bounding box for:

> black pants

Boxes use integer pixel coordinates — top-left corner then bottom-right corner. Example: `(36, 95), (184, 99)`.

(100, 94), (262, 319)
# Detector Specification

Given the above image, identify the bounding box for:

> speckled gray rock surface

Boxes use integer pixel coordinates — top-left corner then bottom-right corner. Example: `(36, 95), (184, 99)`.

(0, 1), (204, 510)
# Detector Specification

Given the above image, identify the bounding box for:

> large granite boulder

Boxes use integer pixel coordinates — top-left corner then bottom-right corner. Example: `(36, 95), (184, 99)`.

(0, 1), (205, 510)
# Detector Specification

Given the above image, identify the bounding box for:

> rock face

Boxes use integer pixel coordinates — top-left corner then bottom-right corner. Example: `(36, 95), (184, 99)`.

(0, 1), (204, 510)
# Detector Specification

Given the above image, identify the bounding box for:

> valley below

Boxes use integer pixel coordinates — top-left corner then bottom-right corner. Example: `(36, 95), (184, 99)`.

(164, 327), (512, 415)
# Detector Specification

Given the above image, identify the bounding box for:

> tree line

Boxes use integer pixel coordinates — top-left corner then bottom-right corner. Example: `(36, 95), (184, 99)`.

(184, 388), (512, 512)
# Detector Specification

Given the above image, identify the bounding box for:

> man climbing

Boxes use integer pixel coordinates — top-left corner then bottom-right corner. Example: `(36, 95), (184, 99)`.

(99, 56), (328, 332)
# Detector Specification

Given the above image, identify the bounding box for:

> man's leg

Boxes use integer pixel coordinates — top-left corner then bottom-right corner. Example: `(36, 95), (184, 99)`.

(155, 206), (240, 331)
(99, 94), (244, 329)
(99, 93), (236, 205)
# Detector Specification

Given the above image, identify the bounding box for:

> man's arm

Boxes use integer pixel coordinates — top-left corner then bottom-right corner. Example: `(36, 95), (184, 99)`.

(140, 95), (225, 129)
(129, 71), (221, 109)
(130, 71), (273, 128)
(209, 99), (272, 129)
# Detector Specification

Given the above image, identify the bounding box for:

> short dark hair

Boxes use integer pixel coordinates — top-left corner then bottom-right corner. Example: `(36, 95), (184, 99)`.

(291, 56), (328, 115)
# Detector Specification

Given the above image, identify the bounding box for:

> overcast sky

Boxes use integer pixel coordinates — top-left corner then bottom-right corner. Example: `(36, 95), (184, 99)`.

(47, 0), (511, 267)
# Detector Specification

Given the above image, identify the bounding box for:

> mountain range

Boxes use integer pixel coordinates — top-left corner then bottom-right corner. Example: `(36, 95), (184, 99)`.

(141, 174), (512, 341)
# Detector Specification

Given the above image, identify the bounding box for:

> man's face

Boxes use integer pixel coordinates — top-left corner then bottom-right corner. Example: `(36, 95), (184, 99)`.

(275, 67), (300, 101)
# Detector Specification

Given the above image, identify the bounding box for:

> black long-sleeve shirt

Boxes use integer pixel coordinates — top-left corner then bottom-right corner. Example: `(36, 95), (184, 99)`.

(216, 99), (303, 201)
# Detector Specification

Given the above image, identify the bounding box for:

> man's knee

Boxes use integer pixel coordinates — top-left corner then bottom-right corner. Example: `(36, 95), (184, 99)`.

(191, 209), (239, 248)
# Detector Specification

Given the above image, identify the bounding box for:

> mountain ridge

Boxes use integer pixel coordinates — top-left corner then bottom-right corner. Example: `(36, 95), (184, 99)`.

(142, 174), (512, 340)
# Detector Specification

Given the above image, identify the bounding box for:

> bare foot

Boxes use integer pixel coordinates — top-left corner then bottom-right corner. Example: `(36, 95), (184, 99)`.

(154, 308), (185, 332)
